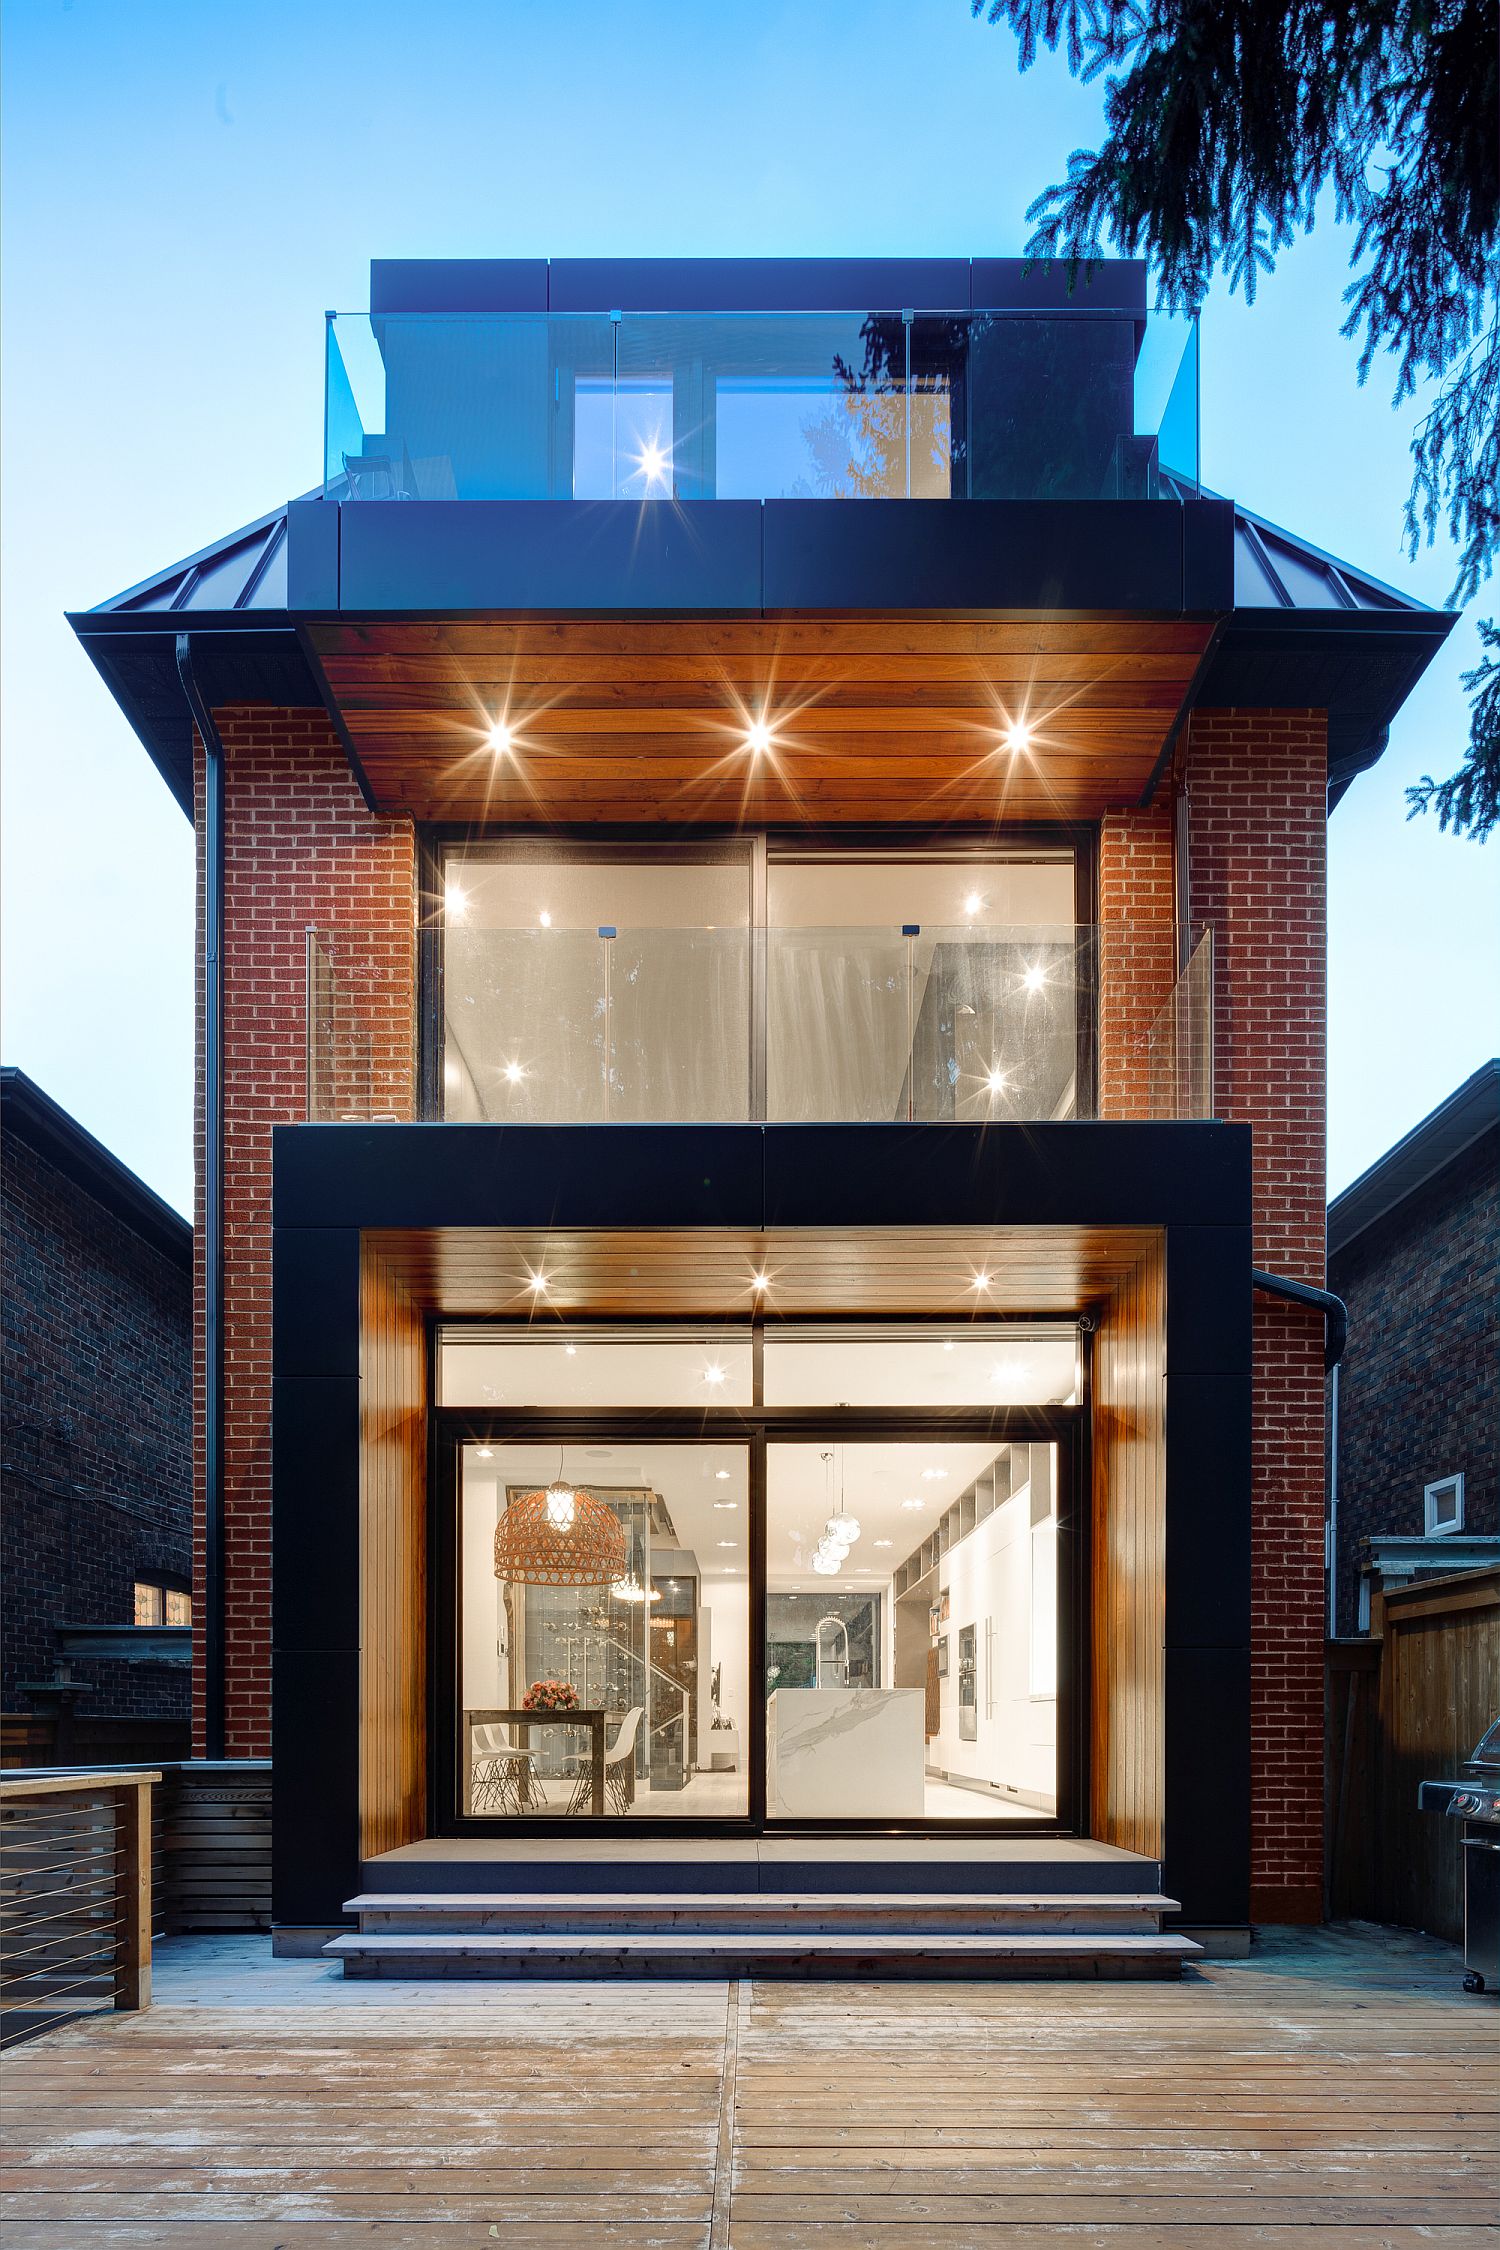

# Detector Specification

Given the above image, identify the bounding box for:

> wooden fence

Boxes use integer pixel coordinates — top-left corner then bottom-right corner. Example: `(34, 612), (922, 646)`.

(1327, 1565), (1500, 1941)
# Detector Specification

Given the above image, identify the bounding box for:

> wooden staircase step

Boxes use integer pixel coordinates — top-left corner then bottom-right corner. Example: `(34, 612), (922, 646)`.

(324, 1928), (1200, 1979)
(341, 1889), (1179, 1936)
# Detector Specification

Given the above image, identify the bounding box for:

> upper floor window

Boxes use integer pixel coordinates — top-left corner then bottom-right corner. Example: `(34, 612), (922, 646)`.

(1424, 1474), (1464, 1535)
(435, 837), (1081, 1126)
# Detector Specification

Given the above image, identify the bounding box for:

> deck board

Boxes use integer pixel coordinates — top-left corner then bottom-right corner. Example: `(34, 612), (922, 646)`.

(1, 1924), (1494, 2245)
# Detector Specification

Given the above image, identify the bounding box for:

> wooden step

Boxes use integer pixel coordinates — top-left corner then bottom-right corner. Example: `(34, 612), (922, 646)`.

(342, 1889), (1179, 1936)
(323, 1928), (1200, 1980)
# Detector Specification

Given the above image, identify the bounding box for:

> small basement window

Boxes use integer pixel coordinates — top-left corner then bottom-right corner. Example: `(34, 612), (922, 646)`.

(1424, 1474), (1465, 1536)
(133, 1581), (192, 1627)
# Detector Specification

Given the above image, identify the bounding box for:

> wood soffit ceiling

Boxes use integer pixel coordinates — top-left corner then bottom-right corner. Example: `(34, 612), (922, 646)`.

(307, 616), (1215, 825)
(364, 1225), (1162, 1318)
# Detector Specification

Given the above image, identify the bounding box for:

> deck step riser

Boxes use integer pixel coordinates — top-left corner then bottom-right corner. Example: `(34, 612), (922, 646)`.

(357, 1907), (1164, 1936)
(339, 1950), (1185, 1981)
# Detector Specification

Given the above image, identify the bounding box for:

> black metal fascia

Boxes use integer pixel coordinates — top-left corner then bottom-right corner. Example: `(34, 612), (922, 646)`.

(1252, 1267), (1348, 1371)
(175, 631), (227, 1760)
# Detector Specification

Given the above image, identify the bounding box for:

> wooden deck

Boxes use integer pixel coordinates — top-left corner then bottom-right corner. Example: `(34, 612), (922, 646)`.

(1, 1922), (1495, 2245)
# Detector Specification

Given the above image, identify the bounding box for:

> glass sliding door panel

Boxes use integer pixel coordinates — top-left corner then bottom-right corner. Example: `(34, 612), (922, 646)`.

(765, 854), (1080, 1123)
(442, 852), (750, 1123)
(764, 1440), (1059, 1821)
(461, 1440), (749, 1819)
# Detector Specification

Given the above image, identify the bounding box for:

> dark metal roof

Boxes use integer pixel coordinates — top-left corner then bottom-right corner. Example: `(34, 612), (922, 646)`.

(70, 482), (1453, 824)
(1, 1066), (192, 1268)
(1328, 1059), (1500, 1261)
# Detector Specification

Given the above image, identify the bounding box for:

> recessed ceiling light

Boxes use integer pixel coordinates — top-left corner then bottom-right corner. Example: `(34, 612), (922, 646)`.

(713, 1499), (739, 1510)
(444, 881), (469, 921)
(488, 719), (514, 754)
(702, 1363), (727, 1387)
(921, 1467), (948, 1481)
(873, 1537), (894, 1548)
(716, 1539), (738, 1549)
(527, 1273), (549, 1295)
(971, 1273), (992, 1292)
(476, 1446), (494, 1460)
(539, 910), (553, 929)
(503, 1060), (527, 1085)
(963, 891), (984, 917)
(1004, 718), (1031, 753)
(714, 1469), (731, 1481)
(750, 1271), (770, 1293)
(942, 1339), (955, 1353)
(564, 1343), (578, 1357)
(745, 718), (773, 755)
(901, 1497), (926, 1512)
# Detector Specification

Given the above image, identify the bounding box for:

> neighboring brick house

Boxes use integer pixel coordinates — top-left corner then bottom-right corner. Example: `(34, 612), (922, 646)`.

(1328, 1060), (1500, 1636)
(1, 1069), (193, 1731)
(67, 255), (1456, 1954)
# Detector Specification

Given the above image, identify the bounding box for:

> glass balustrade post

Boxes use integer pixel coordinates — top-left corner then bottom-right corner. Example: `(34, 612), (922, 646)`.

(903, 309), (913, 499)
(599, 926), (615, 1119)
(902, 924), (919, 1124)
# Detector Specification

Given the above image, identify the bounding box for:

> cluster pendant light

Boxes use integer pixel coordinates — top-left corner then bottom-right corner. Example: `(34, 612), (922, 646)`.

(810, 1450), (861, 1577)
(492, 1449), (627, 1588)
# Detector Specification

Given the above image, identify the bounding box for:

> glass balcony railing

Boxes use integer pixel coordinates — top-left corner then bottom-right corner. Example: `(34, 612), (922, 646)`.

(306, 924), (1214, 1125)
(325, 306), (1199, 506)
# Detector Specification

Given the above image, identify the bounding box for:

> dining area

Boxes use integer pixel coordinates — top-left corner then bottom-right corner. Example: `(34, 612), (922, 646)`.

(465, 1702), (644, 1818)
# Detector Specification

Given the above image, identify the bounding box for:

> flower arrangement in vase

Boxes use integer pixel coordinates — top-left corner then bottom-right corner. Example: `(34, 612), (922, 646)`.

(522, 1679), (579, 1713)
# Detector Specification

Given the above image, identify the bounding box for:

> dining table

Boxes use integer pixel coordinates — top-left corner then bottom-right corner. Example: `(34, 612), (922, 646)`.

(466, 1707), (608, 1815)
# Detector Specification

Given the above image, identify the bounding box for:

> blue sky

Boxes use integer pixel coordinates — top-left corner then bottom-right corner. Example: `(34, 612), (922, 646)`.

(3, 0), (1495, 1217)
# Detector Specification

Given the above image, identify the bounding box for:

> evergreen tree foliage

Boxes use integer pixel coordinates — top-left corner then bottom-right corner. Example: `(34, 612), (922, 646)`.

(974, 0), (1498, 837)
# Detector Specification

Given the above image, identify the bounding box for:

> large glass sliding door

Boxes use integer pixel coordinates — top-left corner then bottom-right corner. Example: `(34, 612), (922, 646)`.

(440, 1320), (1078, 1832)
(459, 1436), (750, 1820)
(764, 1439), (1063, 1822)
(433, 836), (1084, 1123)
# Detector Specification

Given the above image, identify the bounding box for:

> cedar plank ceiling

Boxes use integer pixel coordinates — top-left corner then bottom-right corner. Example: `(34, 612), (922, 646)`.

(366, 1225), (1160, 1317)
(307, 616), (1216, 824)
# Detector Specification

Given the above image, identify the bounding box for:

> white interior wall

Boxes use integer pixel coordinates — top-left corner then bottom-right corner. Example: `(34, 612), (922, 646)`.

(931, 1479), (1057, 1809)
(701, 1575), (750, 1744)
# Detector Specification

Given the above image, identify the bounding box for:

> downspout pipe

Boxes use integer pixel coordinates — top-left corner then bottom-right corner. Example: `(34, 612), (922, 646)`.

(175, 634), (226, 1761)
(1252, 1267), (1348, 1374)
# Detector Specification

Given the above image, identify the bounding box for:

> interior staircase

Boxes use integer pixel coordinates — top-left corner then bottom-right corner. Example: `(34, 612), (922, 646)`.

(323, 1845), (1199, 1979)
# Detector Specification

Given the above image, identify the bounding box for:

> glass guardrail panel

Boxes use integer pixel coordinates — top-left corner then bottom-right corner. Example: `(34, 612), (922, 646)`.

(326, 306), (1197, 504)
(765, 927), (912, 1122)
(442, 926), (607, 1122)
(907, 924), (1091, 1122)
(603, 926), (751, 1122)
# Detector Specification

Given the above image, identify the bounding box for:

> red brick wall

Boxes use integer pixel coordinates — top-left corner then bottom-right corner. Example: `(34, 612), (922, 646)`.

(1097, 799), (1177, 1116)
(194, 708), (415, 1756)
(1186, 708), (1329, 1924)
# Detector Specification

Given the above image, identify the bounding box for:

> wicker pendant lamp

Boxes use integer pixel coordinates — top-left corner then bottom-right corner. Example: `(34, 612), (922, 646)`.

(492, 1456), (627, 1587)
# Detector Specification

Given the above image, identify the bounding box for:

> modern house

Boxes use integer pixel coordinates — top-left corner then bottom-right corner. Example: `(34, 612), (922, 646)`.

(1328, 1060), (1499, 1634)
(68, 257), (1454, 1968)
(1, 1068), (193, 1759)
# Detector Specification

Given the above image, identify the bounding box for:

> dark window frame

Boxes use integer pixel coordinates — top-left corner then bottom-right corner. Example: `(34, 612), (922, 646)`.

(418, 822), (1097, 1121)
(431, 1390), (1086, 1842)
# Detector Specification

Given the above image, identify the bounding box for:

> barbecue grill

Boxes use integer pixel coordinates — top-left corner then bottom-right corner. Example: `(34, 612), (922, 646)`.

(1420, 1716), (1500, 1994)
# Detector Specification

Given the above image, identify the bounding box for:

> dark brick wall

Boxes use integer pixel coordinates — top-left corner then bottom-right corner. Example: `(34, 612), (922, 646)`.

(1330, 1127), (1500, 1635)
(2, 1124), (193, 1719)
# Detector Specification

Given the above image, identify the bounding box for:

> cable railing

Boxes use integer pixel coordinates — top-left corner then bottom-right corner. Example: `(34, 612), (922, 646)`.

(0, 1771), (158, 2049)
